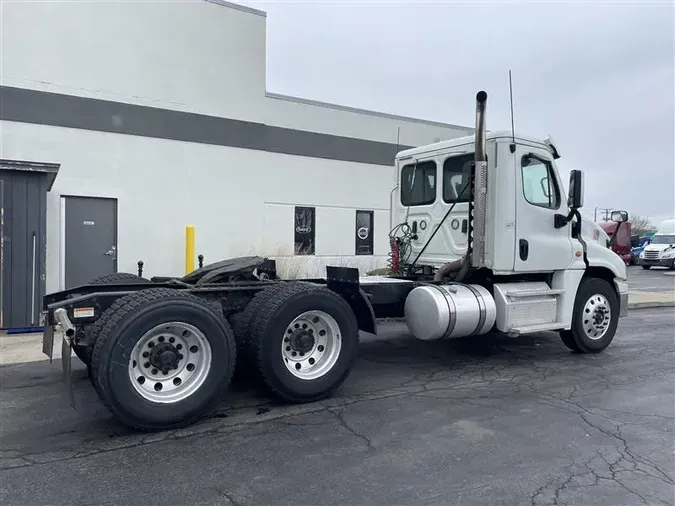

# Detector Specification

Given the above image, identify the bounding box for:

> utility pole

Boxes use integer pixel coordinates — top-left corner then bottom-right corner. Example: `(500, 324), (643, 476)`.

(594, 207), (612, 222)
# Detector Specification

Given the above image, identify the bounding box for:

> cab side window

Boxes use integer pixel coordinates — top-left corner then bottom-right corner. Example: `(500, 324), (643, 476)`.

(521, 155), (560, 209)
(442, 153), (474, 203)
(401, 161), (437, 206)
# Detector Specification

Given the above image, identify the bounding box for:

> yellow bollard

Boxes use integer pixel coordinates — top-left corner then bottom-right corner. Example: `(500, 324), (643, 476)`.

(185, 225), (196, 274)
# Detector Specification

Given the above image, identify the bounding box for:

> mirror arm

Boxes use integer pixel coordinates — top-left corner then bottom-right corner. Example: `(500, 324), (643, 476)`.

(554, 209), (577, 229)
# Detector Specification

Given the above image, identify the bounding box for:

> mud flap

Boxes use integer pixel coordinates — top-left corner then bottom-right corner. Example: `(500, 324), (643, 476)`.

(61, 333), (76, 408)
(42, 325), (55, 363)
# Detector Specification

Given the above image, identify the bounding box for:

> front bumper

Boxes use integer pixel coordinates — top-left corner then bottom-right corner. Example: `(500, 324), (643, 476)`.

(614, 279), (629, 317)
(640, 257), (675, 268)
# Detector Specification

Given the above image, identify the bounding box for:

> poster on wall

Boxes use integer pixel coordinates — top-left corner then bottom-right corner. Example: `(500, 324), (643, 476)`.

(294, 206), (315, 255)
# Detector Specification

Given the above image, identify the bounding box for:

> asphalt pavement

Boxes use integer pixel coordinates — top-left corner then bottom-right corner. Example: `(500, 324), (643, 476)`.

(627, 264), (675, 292)
(1, 309), (674, 506)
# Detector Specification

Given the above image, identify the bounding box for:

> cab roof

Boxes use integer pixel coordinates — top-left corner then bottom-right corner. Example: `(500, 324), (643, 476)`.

(396, 130), (560, 161)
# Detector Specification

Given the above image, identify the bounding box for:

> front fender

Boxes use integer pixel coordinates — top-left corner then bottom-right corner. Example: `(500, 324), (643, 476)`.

(586, 240), (627, 280)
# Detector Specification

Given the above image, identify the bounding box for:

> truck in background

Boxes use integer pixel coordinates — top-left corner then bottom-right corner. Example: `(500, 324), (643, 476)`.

(630, 231), (657, 265)
(600, 221), (632, 265)
(638, 218), (675, 269)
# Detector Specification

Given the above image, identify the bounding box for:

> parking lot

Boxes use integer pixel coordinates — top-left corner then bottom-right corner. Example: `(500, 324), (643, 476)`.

(1, 305), (673, 506)
(627, 264), (675, 292)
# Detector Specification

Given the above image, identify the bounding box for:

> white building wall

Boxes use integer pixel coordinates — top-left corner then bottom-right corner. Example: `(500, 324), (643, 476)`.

(1, 0), (268, 122)
(0, 0), (472, 292)
(0, 120), (397, 292)
(265, 93), (471, 147)
(1, 0), (469, 145)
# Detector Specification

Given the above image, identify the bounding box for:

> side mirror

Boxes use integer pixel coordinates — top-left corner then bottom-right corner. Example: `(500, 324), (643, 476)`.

(567, 169), (584, 210)
(611, 210), (628, 223)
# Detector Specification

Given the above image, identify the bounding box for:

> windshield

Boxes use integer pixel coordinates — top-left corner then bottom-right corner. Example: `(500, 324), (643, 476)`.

(651, 234), (675, 245)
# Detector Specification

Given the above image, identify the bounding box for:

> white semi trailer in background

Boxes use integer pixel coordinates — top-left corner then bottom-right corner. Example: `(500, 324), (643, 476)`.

(41, 90), (630, 432)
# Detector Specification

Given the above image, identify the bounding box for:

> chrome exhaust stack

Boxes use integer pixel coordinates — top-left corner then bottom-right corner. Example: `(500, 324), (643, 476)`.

(471, 91), (488, 268)
(433, 90), (489, 281)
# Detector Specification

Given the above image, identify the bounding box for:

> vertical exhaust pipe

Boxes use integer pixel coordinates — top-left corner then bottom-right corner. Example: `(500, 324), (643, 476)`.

(470, 91), (489, 268)
(474, 91), (488, 163)
(433, 90), (489, 281)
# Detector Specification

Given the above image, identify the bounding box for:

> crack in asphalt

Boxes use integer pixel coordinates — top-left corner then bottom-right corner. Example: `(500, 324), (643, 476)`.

(326, 408), (374, 450)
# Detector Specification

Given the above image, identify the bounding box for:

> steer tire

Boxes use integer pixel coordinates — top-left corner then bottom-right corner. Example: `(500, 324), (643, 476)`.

(642, 265), (651, 270)
(73, 273), (153, 368)
(248, 282), (359, 403)
(559, 277), (619, 354)
(91, 288), (236, 431)
(559, 330), (581, 352)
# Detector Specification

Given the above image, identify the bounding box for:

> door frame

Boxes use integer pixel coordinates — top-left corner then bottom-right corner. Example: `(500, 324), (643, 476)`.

(0, 179), (4, 328)
(60, 195), (119, 290)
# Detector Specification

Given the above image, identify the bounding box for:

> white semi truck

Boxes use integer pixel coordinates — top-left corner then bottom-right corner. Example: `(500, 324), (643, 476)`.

(639, 218), (675, 270)
(41, 91), (630, 431)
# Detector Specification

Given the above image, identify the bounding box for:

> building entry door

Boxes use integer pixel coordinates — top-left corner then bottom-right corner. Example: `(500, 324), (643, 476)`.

(63, 196), (118, 289)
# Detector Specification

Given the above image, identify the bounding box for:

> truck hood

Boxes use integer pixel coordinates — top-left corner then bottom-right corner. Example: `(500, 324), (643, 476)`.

(580, 217), (627, 280)
(581, 217), (610, 246)
(644, 243), (675, 253)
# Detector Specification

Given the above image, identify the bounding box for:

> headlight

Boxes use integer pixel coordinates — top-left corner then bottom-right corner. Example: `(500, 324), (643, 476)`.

(639, 251), (645, 258)
(662, 249), (675, 259)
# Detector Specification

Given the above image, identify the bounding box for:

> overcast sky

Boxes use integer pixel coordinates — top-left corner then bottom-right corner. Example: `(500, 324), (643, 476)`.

(238, 0), (674, 226)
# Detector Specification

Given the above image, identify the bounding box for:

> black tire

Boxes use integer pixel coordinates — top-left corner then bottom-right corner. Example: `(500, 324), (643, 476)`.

(73, 344), (91, 364)
(230, 282), (314, 378)
(642, 265), (651, 270)
(89, 272), (152, 285)
(559, 330), (581, 352)
(248, 282), (359, 403)
(91, 288), (236, 431)
(71, 273), (152, 367)
(559, 277), (619, 354)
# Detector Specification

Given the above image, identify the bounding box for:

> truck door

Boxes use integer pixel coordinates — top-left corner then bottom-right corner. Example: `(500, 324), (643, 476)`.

(514, 147), (575, 272)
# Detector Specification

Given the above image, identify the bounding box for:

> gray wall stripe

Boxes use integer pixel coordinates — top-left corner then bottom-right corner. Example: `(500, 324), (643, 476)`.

(0, 85), (417, 166)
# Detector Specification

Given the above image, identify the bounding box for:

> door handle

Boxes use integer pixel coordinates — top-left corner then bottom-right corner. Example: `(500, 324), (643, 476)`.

(519, 239), (529, 261)
(105, 245), (117, 260)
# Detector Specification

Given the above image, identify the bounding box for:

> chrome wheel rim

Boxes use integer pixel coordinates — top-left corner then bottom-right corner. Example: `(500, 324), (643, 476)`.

(128, 322), (212, 403)
(281, 310), (342, 380)
(582, 294), (612, 340)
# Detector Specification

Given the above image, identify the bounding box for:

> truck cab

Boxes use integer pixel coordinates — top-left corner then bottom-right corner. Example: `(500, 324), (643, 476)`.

(392, 131), (627, 280)
(389, 104), (628, 346)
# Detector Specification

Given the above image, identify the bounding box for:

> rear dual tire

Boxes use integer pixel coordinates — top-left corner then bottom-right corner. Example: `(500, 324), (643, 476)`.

(91, 288), (236, 431)
(72, 272), (152, 367)
(239, 282), (360, 403)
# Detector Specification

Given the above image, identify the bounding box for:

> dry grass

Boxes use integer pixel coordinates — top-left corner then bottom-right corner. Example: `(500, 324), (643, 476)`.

(228, 243), (388, 279)
(197, 241), (392, 279)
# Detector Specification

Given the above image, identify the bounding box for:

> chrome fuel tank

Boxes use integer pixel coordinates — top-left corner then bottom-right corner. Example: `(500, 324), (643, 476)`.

(404, 283), (496, 341)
